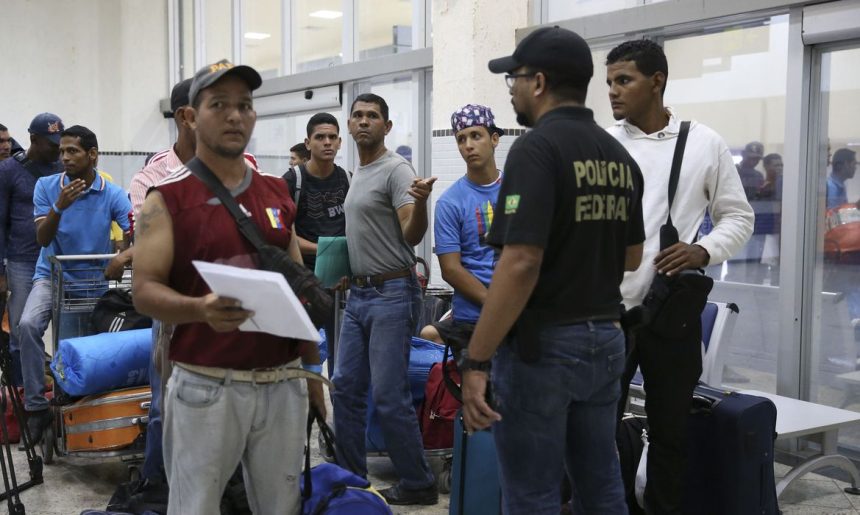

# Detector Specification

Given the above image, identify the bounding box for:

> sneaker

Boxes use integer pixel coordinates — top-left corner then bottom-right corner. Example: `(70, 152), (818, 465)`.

(24, 408), (52, 449)
(379, 484), (438, 506)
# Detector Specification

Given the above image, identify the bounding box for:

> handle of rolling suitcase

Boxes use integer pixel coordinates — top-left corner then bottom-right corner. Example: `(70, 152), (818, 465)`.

(450, 410), (502, 515)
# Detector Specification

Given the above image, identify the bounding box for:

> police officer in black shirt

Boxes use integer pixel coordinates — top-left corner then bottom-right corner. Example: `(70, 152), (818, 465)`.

(460, 27), (645, 514)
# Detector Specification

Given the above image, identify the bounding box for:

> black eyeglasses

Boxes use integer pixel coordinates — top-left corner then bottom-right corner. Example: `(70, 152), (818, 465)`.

(504, 72), (537, 89)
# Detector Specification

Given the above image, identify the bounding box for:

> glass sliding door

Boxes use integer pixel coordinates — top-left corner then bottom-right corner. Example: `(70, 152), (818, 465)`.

(809, 44), (860, 449)
(249, 111), (345, 176)
(658, 16), (790, 393)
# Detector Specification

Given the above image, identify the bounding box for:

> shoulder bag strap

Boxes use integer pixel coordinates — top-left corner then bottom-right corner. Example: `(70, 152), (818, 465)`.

(293, 165), (303, 207)
(184, 157), (269, 252)
(665, 121), (691, 227)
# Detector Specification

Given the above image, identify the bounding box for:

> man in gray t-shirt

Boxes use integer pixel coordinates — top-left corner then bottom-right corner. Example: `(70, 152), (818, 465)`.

(344, 150), (416, 275)
(332, 93), (439, 506)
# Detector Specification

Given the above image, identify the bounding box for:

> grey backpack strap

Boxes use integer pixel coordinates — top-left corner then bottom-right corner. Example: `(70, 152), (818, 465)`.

(293, 165), (303, 207)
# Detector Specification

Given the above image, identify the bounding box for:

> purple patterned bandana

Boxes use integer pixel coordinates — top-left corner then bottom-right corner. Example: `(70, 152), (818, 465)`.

(450, 104), (504, 136)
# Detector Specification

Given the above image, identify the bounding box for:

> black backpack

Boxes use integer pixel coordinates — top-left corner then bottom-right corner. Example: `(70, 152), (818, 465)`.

(90, 289), (153, 334)
(616, 415), (648, 515)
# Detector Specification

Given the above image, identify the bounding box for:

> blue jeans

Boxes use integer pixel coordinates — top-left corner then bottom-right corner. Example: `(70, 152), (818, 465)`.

(19, 278), (53, 411)
(492, 321), (628, 515)
(142, 320), (164, 482)
(331, 275), (434, 490)
(6, 260), (36, 386)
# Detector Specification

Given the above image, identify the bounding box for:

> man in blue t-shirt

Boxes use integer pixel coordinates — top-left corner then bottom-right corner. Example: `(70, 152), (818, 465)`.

(423, 104), (503, 347)
(827, 148), (856, 211)
(19, 125), (131, 447)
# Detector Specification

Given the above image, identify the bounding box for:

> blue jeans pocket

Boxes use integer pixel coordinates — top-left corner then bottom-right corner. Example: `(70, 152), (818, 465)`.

(510, 359), (569, 417)
(175, 376), (222, 408)
(607, 350), (625, 376)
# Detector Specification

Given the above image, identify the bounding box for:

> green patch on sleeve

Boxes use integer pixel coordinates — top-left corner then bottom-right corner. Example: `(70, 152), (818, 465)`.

(504, 194), (521, 214)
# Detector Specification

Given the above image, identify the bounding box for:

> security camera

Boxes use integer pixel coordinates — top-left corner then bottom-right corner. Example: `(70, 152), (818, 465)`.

(304, 90), (313, 100)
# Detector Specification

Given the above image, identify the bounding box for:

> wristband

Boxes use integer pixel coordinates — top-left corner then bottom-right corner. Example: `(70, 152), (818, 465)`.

(52, 203), (64, 215)
(302, 363), (323, 374)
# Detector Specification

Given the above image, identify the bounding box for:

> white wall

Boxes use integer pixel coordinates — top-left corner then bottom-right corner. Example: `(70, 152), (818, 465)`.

(431, 0), (528, 131)
(0, 0), (171, 186)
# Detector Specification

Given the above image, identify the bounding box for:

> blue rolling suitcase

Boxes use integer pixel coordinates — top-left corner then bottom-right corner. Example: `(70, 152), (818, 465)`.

(449, 410), (501, 515)
(683, 384), (779, 515)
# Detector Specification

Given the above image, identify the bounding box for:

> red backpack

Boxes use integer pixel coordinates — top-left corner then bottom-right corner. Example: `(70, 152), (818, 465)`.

(419, 360), (462, 450)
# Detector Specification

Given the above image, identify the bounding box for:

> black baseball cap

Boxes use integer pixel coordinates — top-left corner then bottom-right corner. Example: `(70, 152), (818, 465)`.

(189, 59), (263, 106)
(170, 78), (193, 113)
(488, 26), (593, 80)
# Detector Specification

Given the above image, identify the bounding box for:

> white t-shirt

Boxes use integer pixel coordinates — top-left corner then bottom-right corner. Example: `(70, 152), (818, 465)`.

(606, 108), (754, 308)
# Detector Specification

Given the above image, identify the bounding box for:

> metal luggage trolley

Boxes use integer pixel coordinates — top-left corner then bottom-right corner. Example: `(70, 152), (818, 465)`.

(42, 254), (149, 473)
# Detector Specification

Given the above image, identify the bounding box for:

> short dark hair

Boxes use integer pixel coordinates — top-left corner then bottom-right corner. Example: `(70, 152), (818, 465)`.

(606, 39), (669, 95)
(763, 153), (782, 166)
(61, 125), (98, 151)
(833, 148), (856, 170)
(307, 113), (340, 137)
(0, 123), (7, 132)
(350, 93), (389, 122)
(529, 67), (589, 104)
(290, 143), (310, 160)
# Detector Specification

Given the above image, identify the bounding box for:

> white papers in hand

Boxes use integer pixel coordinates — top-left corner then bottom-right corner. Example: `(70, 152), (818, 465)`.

(192, 260), (321, 342)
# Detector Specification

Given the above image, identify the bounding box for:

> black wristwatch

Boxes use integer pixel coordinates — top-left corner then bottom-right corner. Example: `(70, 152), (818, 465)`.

(458, 350), (492, 373)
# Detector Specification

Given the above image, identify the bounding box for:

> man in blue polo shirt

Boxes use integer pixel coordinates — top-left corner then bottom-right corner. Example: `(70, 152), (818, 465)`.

(19, 125), (131, 446)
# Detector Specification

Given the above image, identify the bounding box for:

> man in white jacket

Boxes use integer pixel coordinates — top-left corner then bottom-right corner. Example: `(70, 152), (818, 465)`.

(606, 39), (753, 514)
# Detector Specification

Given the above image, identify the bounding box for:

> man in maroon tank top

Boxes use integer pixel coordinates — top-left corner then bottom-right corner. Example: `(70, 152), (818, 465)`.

(132, 59), (325, 515)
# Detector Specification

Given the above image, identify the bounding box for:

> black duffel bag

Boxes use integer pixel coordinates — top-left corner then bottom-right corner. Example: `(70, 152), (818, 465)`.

(256, 243), (334, 328)
(90, 288), (153, 334)
(641, 269), (713, 340)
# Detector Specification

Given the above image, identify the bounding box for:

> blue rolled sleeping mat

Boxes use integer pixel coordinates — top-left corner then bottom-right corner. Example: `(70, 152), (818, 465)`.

(366, 337), (445, 452)
(50, 328), (152, 397)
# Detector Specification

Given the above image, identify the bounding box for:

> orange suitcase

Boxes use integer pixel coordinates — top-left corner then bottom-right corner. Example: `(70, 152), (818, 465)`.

(61, 386), (150, 452)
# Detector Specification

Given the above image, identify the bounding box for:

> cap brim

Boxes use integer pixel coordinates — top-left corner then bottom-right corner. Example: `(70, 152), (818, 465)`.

(225, 65), (263, 92)
(44, 133), (61, 145)
(488, 55), (519, 74)
(190, 65), (264, 106)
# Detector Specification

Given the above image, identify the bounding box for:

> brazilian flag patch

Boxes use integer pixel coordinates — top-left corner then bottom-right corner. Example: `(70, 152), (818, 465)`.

(504, 194), (520, 214)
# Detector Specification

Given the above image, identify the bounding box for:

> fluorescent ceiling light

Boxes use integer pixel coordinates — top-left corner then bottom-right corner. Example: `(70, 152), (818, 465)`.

(244, 32), (271, 40)
(309, 10), (342, 19)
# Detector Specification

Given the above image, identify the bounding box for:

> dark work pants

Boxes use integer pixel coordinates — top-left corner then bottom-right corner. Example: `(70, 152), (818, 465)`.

(618, 319), (702, 515)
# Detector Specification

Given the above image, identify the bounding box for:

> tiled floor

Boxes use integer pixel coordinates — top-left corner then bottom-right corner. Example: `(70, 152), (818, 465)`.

(4, 438), (860, 514)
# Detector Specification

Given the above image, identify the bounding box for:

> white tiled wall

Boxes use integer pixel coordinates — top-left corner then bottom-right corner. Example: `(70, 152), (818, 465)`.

(426, 133), (521, 288)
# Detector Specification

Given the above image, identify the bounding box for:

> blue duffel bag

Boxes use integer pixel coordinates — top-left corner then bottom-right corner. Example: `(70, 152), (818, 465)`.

(304, 410), (392, 514)
(51, 328), (152, 396)
(302, 463), (391, 515)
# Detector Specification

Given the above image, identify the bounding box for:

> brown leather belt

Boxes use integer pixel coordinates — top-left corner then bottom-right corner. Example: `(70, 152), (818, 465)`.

(351, 267), (412, 288)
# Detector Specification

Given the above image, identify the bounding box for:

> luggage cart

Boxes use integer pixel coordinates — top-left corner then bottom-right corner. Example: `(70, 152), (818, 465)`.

(41, 254), (149, 475)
